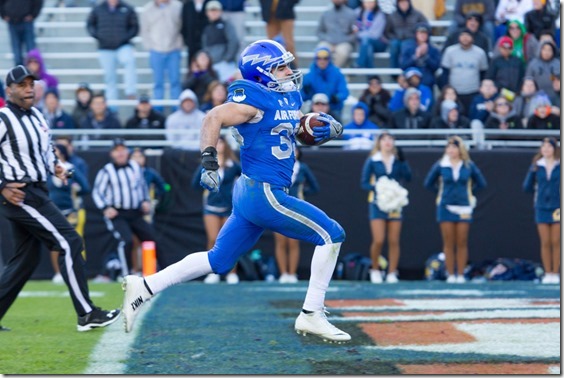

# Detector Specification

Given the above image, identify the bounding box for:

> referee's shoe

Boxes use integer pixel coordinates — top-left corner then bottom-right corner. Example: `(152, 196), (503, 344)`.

(77, 307), (121, 332)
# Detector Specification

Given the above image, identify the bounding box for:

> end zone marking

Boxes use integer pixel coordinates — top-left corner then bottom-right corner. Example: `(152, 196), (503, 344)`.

(83, 295), (158, 374)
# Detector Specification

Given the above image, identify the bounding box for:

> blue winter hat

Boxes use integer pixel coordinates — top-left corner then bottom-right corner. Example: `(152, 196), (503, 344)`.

(314, 47), (331, 60)
(404, 67), (423, 79)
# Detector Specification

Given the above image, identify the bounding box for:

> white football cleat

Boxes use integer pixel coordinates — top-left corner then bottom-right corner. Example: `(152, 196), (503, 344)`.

(122, 275), (153, 333)
(226, 272), (239, 284)
(294, 309), (351, 343)
(204, 273), (221, 284)
(385, 272), (399, 283)
(370, 269), (382, 284)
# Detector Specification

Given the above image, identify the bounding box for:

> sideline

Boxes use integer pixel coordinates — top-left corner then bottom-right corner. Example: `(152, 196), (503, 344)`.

(83, 295), (158, 374)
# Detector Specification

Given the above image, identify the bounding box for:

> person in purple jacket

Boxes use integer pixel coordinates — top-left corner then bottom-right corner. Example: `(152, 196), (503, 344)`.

(25, 48), (58, 91)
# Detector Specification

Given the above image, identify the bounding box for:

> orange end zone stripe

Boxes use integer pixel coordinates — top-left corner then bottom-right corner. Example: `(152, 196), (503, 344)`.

(398, 363), (559, 375)
(360, 322), (476, 346)
(342, 311), (445, 317)
(326, 299), (404, 307)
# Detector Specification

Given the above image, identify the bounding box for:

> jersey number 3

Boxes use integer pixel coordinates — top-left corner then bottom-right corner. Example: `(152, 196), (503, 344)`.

(271, 123), (297, 160)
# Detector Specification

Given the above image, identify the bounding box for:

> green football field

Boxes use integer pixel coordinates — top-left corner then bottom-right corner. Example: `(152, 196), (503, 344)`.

(0, 280), (560, 375)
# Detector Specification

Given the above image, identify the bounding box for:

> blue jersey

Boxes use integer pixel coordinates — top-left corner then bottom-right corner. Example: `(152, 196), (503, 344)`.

(227, 79), (303, 188)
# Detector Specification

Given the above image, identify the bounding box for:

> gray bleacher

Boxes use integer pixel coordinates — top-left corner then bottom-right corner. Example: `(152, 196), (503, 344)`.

(0, 0), (456, 123)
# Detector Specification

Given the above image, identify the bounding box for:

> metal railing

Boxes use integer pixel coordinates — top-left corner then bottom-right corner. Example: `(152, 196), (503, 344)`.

(50, 128), (560, 152)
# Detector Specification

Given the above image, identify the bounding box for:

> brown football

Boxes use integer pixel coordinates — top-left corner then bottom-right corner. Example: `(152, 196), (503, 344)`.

(296, 113), (326, 146)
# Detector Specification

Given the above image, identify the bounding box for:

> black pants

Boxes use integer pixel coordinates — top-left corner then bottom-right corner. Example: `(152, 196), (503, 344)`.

(0, 184), (94, 321)
(103, 209), (165, 276)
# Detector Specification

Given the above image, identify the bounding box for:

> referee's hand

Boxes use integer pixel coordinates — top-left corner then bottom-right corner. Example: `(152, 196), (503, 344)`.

(1, 183), (26, 207)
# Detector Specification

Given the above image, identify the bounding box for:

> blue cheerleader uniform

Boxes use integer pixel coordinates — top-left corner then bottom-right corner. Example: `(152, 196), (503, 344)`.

(523, 158), (561, 224)
(424, 156), (487, 223)
(361, 152), (412, 221)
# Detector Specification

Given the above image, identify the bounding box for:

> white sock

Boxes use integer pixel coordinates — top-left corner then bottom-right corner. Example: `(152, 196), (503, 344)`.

(302, 242), (341, 312)
(145, 251), (212, 294)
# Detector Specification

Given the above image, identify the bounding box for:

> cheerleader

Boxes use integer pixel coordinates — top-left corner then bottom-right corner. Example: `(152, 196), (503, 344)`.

(361, 132), (411, 283)
(523, 137), (560, 284)
(192, 136), (242, 284)
(275, 147), (320, 283)
(424, 136), (487, 283)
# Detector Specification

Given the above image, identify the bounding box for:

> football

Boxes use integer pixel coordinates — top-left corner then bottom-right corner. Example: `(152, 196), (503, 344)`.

(296, 113), (326, 146)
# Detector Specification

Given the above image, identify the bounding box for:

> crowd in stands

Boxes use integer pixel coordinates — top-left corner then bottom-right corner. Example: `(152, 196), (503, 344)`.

(0, 0), (560, 150)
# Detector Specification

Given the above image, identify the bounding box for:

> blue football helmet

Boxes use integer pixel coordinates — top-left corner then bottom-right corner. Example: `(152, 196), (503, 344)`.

(238, 39), (302, 92)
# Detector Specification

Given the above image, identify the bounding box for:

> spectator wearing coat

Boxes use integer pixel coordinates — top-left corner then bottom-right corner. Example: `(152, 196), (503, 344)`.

(359, 75), (392, 126)
(450, 0), (496, 42)
(342, 102), (380, 150)
(43, 89), (76, 130)
(389, 88), (431, 129)
(430, 100), (470, 129)
(384, 0), (428, 69)
(0, 0), (42, 66)
(181, 0), (211, 66)
(86, 0), (139, 102)
(354, 0), (388, 69)
(201, 1), (239, 82)
(399, 22), (441, 88)
(525, 41), (560, 98)
(25, 48), (58, 91)
(316, 0), (357, 68)
(301, 47), (350, 121)
(140, 0), (183, 107)
(487, 36), (525, 93)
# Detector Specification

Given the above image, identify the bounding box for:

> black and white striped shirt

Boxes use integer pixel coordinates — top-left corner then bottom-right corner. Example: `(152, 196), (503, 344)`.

(0, 102), (58, 189)
(92, 159), (149, 210)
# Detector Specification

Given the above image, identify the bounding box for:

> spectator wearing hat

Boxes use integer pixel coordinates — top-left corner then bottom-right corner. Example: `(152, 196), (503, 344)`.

(309, 93), (332, 115)
(525, 41), (560, 98)
(25, 48), (59, 92)
(181, 0), (211, 67)
(440, 28), (488, 116)
(359, 75), (392, 126)
(43, 89), (76, 130)
(259, 0), (299, 67)
(301, 47), (349, 120)
(496, 19), (539, 63)
(92, 138), (164, 281)
(388, 67), (433, 112)
(71, 83), (93, 127)
(487, 36), (525, 93)
(399, 22), (441, 88)
(86, 0), (139, 102)
(430, 100), (470, 129)
(165, 89), (205, 150)
(450, 0), (496, 42)
(384, 0), (428, 69)
(316, 0), (357, 68)
(526, 93), (560, 129)
(140, 0), (183, 110)
(443, 12), (491, 57)
(79, 92), (122, 139)
(388, 87), (431, 129)
(125, 95), (166, 142)
(343, 102), (380, 149)
(354, 0), (388, 69)
(201, 0), (239, 82)
(0, 0), (42, 66)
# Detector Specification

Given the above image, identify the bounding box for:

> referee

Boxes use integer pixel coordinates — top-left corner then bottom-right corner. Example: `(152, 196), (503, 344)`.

(0, 65), (120, 331)
(92, 138), (164, 279)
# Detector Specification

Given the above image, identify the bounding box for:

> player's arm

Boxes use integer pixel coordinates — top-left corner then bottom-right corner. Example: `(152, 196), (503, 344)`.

(199, 102), (258, 192)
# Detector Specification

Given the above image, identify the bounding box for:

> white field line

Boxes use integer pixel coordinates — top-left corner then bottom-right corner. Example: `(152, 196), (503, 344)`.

(83, 295), (158, 374)
(18, 291), (105, 297)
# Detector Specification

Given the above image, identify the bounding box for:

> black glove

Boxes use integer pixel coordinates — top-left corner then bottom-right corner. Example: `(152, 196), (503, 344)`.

(200, 146), (220, 192)
(201, 146), (219, 171)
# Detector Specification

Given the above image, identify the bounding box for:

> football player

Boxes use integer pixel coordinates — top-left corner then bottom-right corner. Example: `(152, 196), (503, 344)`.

(122, 39), (348, 342)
